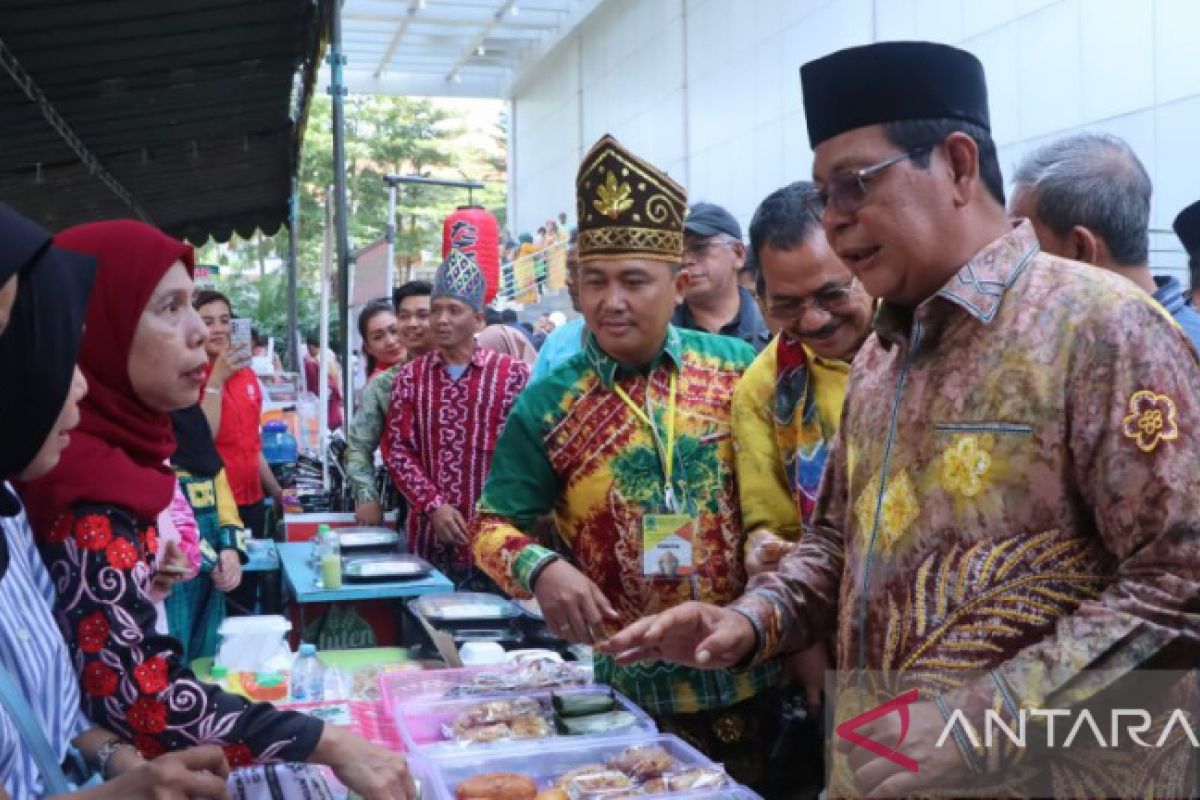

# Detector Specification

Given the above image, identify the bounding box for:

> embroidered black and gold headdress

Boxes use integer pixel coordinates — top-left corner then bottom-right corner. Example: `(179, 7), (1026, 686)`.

(575, 134), (686, 265)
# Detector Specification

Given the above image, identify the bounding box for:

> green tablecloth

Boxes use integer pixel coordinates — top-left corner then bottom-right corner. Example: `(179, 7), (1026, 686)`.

(191, 646), (411, 681)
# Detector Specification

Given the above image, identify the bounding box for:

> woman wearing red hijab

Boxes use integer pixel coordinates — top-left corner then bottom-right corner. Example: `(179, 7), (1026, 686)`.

(17, 221), (416, 800)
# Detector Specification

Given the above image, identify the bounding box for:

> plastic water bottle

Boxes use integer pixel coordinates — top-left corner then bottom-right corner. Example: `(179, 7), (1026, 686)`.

(291, 644), (325, 703)
(321, 533), (342, 591)
(312, 525), (331, 587)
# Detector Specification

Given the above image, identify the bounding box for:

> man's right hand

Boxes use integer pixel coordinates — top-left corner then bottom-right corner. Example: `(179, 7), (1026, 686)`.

(599, 601), (757, 670)
(88, 745), (230, 799)
(429, 504), (469, 546)
(355, 500), (384, 527)
(533, 559), (619, 645)
(207, 343), (251, 390)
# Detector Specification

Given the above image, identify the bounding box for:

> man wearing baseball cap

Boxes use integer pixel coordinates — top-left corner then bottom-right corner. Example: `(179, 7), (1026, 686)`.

(673, 202), (771, 351)
(604, 41), (1200, 798)
(1174, 199), (1200, 307)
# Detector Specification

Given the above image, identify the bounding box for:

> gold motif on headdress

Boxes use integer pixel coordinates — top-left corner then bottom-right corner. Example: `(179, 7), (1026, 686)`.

(594, 171), (634, 219)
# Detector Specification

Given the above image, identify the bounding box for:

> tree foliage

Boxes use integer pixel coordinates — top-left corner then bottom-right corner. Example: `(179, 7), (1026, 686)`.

(196, 95), (506, 361)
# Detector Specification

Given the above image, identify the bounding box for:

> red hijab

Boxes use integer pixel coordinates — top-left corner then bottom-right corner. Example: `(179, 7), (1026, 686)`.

(17, 220), (195, 536)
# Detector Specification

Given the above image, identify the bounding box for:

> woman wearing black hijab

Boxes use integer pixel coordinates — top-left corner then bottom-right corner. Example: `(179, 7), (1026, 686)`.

(165, 405), (247, 662)
(0, 202), (231, 797)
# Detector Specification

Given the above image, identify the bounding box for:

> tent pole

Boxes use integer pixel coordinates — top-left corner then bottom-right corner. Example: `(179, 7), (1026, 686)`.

(319, 186), (333, 493)
(286, 178), (299, 373)
(329, 0), (353, 409)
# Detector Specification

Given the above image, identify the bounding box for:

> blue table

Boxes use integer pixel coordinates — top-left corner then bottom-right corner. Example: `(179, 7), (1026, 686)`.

(243, 539), (280, 573)
(276, 542), (454, 604)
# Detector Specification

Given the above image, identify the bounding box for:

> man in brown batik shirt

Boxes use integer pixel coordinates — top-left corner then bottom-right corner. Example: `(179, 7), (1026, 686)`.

(604, 41), (1200, 799)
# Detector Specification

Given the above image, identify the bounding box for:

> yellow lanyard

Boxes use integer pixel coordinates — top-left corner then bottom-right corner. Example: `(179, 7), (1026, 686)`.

(612, 369), (678, 504)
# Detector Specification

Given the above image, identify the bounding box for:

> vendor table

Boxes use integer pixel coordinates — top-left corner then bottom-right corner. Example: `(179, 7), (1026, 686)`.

(278, 542), (454, 648)
(277, 542), (453, 603)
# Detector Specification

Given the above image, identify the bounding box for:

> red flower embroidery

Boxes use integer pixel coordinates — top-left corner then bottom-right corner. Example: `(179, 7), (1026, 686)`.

(127, 697), (167, 734)
(74, 514), (113, 551)
(133, 656), (170, 696)
(82, 661), (119, 697)
(223, 744), (256, 768)
(142, 525), (159, 556)
(133, 734), (166, 760)
(106, 538), (139, 571)
(47, 514), (73, 544)
(78, 611), (110, 654)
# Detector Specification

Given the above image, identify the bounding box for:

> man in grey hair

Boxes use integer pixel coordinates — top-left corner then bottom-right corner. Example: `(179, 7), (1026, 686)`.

(1010, 131), (1200, 350)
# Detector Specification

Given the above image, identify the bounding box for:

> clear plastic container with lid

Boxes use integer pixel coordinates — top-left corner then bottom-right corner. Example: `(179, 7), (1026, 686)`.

(424, 734), (760, 800)
(394, 687), (656, 756)
(262, 421), (298, 464)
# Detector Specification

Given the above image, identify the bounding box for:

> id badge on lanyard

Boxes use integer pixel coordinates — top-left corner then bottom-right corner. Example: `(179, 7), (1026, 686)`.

(612, 371), (698, 581)
(642, 512), (695, 578)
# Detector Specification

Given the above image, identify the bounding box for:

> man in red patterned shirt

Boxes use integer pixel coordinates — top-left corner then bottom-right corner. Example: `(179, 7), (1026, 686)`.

(385, 251), (529, 586)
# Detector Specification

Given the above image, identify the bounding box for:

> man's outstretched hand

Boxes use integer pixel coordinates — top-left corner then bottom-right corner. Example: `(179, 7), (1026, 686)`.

(598, 601), (757, 669)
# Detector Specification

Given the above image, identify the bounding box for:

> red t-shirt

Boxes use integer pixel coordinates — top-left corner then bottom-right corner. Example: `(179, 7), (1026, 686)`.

(203, 366), (264, 506)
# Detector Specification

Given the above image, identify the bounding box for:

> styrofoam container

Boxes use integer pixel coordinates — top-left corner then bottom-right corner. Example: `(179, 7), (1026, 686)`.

(459, 642), (507, 666)
(217, 615), (292, 636)
(423, 734), (762, 800)
(394, 687), (656, 755)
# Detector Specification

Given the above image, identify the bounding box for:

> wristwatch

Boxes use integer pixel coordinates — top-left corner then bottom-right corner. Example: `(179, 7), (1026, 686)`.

(95, 737), (138, 778)
(204, 386), (222, 396)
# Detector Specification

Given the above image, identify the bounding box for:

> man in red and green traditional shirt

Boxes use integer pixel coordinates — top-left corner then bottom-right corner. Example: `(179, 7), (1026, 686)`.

(471, 134), (785, 794)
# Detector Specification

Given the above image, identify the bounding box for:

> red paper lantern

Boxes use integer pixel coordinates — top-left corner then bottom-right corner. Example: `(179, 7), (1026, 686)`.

(442, 206), (499, 304)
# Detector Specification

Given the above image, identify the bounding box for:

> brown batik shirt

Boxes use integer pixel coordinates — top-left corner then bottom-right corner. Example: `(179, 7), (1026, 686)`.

(732, 222), (1200, 786)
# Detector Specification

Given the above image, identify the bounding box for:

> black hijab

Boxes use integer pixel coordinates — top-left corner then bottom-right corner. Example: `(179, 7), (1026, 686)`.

(169, 405), (224, 478)
(0, 205), (96, 517)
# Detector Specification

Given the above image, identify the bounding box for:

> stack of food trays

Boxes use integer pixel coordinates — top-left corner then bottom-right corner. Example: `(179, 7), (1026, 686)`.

(424, 734), (761, 800)
(381, 661), (761, 799)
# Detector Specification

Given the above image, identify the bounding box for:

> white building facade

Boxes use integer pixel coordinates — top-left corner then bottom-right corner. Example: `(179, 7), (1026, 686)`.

(508, 0), (1200, 281)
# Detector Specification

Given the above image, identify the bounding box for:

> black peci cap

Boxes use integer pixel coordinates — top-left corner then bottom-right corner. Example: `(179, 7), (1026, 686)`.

(800, 41), (990, 149)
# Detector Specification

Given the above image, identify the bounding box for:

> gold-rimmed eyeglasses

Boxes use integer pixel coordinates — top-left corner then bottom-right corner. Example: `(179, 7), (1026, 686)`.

(764, 277), (858, 320)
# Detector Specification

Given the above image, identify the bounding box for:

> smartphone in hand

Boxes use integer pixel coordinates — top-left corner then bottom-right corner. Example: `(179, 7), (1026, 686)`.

(230, 317), (253, 353)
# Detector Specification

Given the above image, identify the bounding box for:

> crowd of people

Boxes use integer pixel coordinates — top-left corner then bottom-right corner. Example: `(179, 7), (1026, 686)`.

(1, 37), (1200, 800)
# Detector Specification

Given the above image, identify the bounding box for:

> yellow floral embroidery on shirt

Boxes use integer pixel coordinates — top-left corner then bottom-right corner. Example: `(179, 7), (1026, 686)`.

(939, 434), (995, 498)
(856, 469), (920, 555)
(1121, 390), (1179, 453)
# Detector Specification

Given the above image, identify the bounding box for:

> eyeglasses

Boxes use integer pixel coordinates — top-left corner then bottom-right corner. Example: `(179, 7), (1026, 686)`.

(683, 235), (737, 265)
(812, 148), (929, 215)
(765, 278), (858, 320)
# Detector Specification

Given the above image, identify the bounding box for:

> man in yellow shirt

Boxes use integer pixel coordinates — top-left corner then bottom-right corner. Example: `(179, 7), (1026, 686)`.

(736, 180), (873, 560)
(733, 181), (873, 728)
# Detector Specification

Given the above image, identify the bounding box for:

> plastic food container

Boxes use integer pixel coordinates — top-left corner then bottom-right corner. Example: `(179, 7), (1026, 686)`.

(394, 688), (655, 755)
(380, 662), (593, 707)
(409, 592), (522, 622)
(423, 734), (761, 800)
(215, 615), (292, 673)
